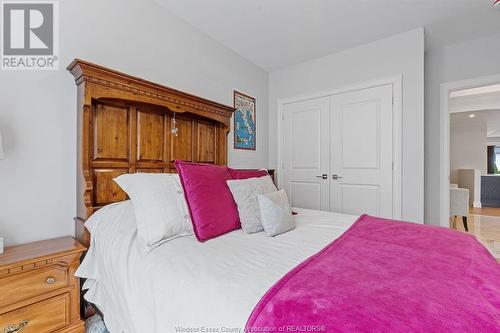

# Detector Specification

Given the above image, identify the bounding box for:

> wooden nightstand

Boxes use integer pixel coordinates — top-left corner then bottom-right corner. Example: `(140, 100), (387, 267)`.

(0, 237), (86, 333)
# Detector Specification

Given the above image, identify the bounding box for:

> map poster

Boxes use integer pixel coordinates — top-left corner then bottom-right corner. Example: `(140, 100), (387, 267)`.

(233, 90), (256, 150)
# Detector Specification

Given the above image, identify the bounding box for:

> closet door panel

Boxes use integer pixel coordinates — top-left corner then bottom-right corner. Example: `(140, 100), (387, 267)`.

(330, 84), (394, 218)
(283, 97), (330, 210)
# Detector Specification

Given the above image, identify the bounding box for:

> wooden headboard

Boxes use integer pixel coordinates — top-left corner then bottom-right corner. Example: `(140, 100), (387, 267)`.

(67, 59), (235, 246)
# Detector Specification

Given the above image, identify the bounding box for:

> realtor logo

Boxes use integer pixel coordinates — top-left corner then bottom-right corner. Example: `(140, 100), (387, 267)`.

(1, 1), (59, 70)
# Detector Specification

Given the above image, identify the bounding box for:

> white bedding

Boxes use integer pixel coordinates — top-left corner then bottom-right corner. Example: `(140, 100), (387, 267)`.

(76, 200), (358, 333)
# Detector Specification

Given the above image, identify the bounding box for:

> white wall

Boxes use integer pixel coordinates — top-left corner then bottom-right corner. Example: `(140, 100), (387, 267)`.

(450, 118), (487, 184)
(458, 169), (481, 208)
(268, 29), (425, 223)
(425, 33), (500, 225)
(0, 0), (269, 246)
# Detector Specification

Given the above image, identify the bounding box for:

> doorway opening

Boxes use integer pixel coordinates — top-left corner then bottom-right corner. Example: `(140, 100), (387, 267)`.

(446, 82), (500, 260)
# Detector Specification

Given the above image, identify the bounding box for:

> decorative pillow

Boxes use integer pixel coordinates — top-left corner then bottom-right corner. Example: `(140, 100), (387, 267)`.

(227, 176), (277, 233)
(228, 168), (268, 180)
(175, 161), (240, 242)
(258, 189), (295, 237)
(114, 173), (193, 253)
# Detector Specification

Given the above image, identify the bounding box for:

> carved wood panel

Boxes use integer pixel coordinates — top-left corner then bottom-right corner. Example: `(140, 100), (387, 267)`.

(195, 121), (216, 163)
(170, 117), (193, 162)
(89, 100), (229, 208)
(93, 168), (129, 206)
(137, 109), (165, 163)
(93, 104), (129, 161)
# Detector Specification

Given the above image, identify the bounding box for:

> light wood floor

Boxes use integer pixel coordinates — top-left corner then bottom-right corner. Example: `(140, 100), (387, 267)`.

(470, 206), (500, 217)
(451, 214), (500, 261)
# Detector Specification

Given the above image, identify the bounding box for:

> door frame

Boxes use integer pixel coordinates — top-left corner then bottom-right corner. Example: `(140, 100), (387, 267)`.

(277, 75), (403, 219)
(439, 73), (500, 227)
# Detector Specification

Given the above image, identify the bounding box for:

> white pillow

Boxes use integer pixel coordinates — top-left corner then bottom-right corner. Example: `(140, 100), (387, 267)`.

(226, 176), (277, 233)
(258, 189), (295, 237)
(114, 173), (193, 253)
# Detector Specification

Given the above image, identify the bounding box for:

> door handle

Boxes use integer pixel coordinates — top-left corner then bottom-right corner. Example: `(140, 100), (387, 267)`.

(316, 174), (328, 179)
(332, 174), (343, 180)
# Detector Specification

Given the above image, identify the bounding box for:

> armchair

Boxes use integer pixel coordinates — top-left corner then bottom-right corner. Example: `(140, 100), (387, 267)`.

(450, 187), (469, 231)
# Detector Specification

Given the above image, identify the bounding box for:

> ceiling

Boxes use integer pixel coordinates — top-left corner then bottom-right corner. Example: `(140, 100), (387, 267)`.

(451, 110), (500, 138)
(450, 84), (500, 137)
(154, 0), (500, 71)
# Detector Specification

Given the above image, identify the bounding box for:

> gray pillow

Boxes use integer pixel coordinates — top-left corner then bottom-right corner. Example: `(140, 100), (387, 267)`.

(227, 176), (277, 233)
(257, 189), (295, 237)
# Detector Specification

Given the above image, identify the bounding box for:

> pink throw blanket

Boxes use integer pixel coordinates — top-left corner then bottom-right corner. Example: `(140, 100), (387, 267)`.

(246, 215), (500, 333)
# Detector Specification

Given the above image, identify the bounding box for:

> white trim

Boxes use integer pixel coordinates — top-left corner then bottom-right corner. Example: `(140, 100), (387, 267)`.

(439, 73), (500, 227)
(277, 75), (403, 219)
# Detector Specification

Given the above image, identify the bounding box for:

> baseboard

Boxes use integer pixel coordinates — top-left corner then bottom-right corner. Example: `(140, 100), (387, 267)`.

(473, 201), (482, 208)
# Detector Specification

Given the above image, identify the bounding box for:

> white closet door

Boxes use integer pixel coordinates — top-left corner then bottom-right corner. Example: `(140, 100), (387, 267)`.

(283, 97), (330, 210)
(330, 84), (393, 218)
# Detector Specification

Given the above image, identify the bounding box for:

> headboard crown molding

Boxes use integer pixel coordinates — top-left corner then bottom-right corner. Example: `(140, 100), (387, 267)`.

(67, 59), (235, 126)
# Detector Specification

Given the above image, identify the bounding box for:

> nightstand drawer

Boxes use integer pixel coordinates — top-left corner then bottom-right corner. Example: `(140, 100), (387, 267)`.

(0, 237), (86, 333)
(0, 293), (70, 333)
(0, 265), (69, 307)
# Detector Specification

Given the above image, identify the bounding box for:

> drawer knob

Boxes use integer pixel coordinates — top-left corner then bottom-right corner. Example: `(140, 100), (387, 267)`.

(46, 276), (56, 285)
(4, 320), (28, 333)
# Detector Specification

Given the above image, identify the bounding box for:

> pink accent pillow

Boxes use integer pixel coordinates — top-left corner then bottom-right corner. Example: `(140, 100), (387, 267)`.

(228, 168), (268, 179)
(175, 161), (241, 242)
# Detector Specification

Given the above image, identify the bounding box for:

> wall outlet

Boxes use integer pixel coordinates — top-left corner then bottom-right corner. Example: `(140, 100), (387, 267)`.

(0, 237), (3, 254)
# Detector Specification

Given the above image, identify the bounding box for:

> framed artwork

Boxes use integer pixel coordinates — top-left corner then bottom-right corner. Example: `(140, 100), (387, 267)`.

(233, 90), (256, 150)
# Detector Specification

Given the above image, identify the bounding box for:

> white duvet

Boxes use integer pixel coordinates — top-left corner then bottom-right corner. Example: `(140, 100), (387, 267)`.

(76, 200), (358, 333)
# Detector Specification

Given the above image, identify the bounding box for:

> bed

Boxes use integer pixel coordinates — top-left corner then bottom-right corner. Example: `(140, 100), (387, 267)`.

(76, 201), (357, 332)
(69, 60), (500, 333)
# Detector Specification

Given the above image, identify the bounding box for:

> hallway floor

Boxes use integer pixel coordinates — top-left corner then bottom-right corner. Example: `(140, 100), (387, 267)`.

(470, 206), (500, 217)
(451, 214), (500, 261)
